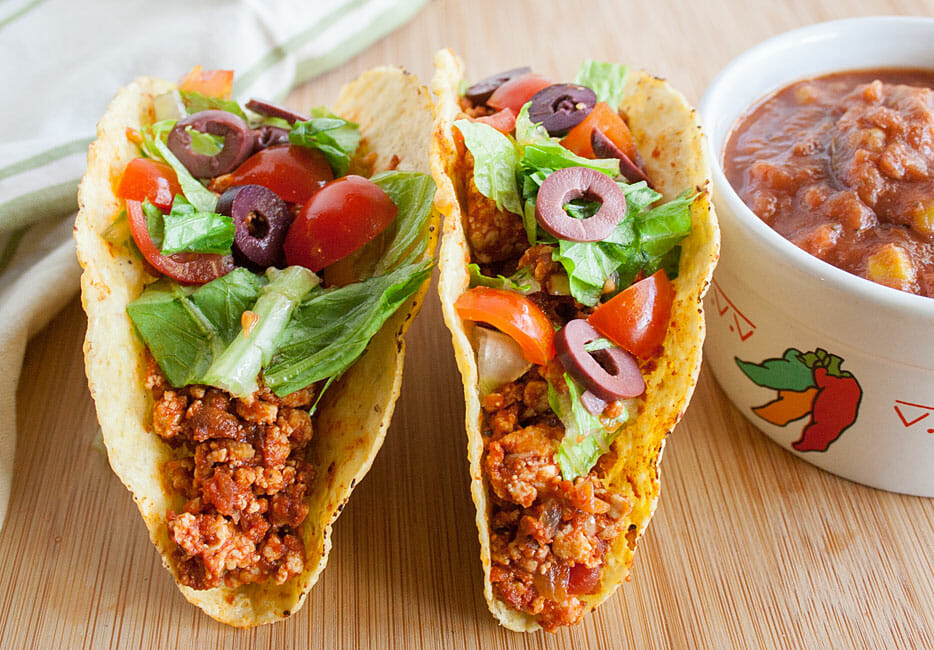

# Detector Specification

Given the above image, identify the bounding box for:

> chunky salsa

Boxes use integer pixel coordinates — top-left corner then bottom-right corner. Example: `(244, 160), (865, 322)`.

(724, 68), (934, 297)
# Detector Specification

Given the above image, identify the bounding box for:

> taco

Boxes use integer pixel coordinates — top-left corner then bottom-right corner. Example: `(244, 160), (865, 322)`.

(74, 66), (438, 626)
(430, 50), (719, 631)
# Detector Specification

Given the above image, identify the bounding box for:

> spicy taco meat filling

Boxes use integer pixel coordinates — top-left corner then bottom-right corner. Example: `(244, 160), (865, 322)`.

(76, 66), (437, 624)
(433, 53), (718, 632)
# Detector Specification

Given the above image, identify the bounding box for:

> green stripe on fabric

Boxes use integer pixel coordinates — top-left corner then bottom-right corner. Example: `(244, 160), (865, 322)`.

(0, 137), (92, 182)
(233, 0), (372, 96)
(0, 178), (80, 235)
(0, 227), (27, 274)
(0, 0), (48, 32)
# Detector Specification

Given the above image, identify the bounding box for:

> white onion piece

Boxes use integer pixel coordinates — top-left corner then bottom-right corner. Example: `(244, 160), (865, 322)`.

(154, 90), (186, 122)
(473, 326), (532, 395)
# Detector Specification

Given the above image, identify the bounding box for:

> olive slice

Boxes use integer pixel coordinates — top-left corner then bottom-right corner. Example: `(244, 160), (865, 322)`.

(245, 99), (309, 124)
(464, 66), (531, 105)
(528, 83), (596, 136)
(253, 125), (290, 152)
(591, 129), (652, 186)
(555, 319), (645, 401)
(535, 166), (627, 242)
(580, 389), (608, 416)
(217, 184), (293, 269)
(167, 109), (255, 178)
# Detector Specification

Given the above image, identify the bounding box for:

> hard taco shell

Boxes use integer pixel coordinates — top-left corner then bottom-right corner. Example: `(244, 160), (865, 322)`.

(74, 67), (438, 627)
(430, 49), (720, 631)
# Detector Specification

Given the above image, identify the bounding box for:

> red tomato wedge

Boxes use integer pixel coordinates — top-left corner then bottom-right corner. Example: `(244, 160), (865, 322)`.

(178, 65), (234, 99)
(228, 145), (333, 205)
(284, 175), (397, 272)
(561, 102), (637, 161)
(487, 74), (552, 115)
(588, 270), (674, 359)
(125, 199), (234, 284)
(454, 287), (556, 366)
(474, 107), (516, 134)
(116, 158), (181, 211)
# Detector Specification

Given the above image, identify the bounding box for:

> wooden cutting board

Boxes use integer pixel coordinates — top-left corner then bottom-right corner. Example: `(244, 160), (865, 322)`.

(4, 1), (934, 648)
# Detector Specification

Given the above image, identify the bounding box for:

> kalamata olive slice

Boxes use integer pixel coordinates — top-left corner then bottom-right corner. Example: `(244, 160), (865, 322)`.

(167, 109), (255, 178)
(464, 66), (532, 105)
(245, 98), (309, 124)
(535, 166), (627, 242)
(555, 319), (645, 401)
(591, 128), (651, 186)
(528, 83), (597, 136)
(253, 125), (290, 152)
(217, 184), (293, 269)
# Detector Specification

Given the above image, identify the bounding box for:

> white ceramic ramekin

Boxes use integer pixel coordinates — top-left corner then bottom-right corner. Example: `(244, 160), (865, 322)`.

(699, 17), (934, 496)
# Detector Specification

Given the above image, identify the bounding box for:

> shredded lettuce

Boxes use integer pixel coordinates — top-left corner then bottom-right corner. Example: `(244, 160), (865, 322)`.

(186, 126), (224, 156)
(150, 136), (219, 213)
(370, 171), (436, 276)
(180, 90), (248, 120)
(289, 108), (361, 176)
(467, 263), (540, 295)
(548, 373), (631, 481)
(453, 119), (522, 216)
(574, 60), (629, 110)
(263, 261), (433, 396)
(201, 266), (321, 397)
(160, 195), (234, 255)
(126, 268), (265, 387)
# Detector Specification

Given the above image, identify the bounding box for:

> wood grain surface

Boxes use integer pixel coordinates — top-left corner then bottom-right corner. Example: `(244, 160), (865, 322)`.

(5, 1), (934, 648)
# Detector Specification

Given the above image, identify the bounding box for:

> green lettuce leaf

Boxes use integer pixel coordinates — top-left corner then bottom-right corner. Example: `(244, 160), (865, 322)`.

(126, 269), (265, 387)
(160, 195), (234, 255)
(453, 119), (522, 216)
(263, 261), (432, 396)
(289, 108), (361, 176)
(180, 90), (248, 120)
(548, 373), (631, 481)
(467, 263), (541, 295)
(201, 266), (321, 397)
(370, 171), (436, 275)
(574, 60), (629, 110)
(150, 136), (219, 213)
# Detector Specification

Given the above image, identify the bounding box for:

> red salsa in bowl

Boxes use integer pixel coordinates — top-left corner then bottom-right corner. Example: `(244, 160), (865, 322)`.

(724, 68), (934, 297)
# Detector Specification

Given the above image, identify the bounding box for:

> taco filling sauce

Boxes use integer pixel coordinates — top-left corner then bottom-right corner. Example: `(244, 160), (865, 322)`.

(724, 68), (934, 297)
(453, 62), (693, 630)
(111, 68), (435, 592)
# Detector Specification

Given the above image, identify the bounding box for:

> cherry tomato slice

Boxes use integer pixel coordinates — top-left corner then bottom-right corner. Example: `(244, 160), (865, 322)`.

(561, 102), (637, 161)
(283, 175), (397, 272)
(588, 269), (674, 359)
(487, 74), (552, 115)
(125, 199), (234, 284)
(474, 107), (516, 134)
(454, 287), (555, 365)
(228, 145), (334, 205)
(178, 65), (234, 99)
(116, 158), (181, 211)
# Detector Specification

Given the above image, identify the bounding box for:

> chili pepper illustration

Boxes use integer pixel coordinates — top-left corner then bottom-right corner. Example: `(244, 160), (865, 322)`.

(752, 387), (818, 426)
(792, 367), (862, 451)
(736, 347), (862, 452)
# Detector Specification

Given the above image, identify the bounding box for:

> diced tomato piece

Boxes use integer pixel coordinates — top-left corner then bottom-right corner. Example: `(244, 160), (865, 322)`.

(283, 175), (397, 272)
(561, 102), (637, 160)
(588, 270), (674, 359)
(228, 145), (334, 205)
(116, 158), (182, 211)
(454, 287), (555, 365)
(567, 564), (601, 595)
(125, 199), (234, 284)
(474, 107), (516, 134)
(178, 65), (234, 100)
(487, 74), (552, 115)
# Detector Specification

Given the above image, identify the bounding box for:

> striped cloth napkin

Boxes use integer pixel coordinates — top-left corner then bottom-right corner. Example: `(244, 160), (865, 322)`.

(0, 0), (426, 530)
